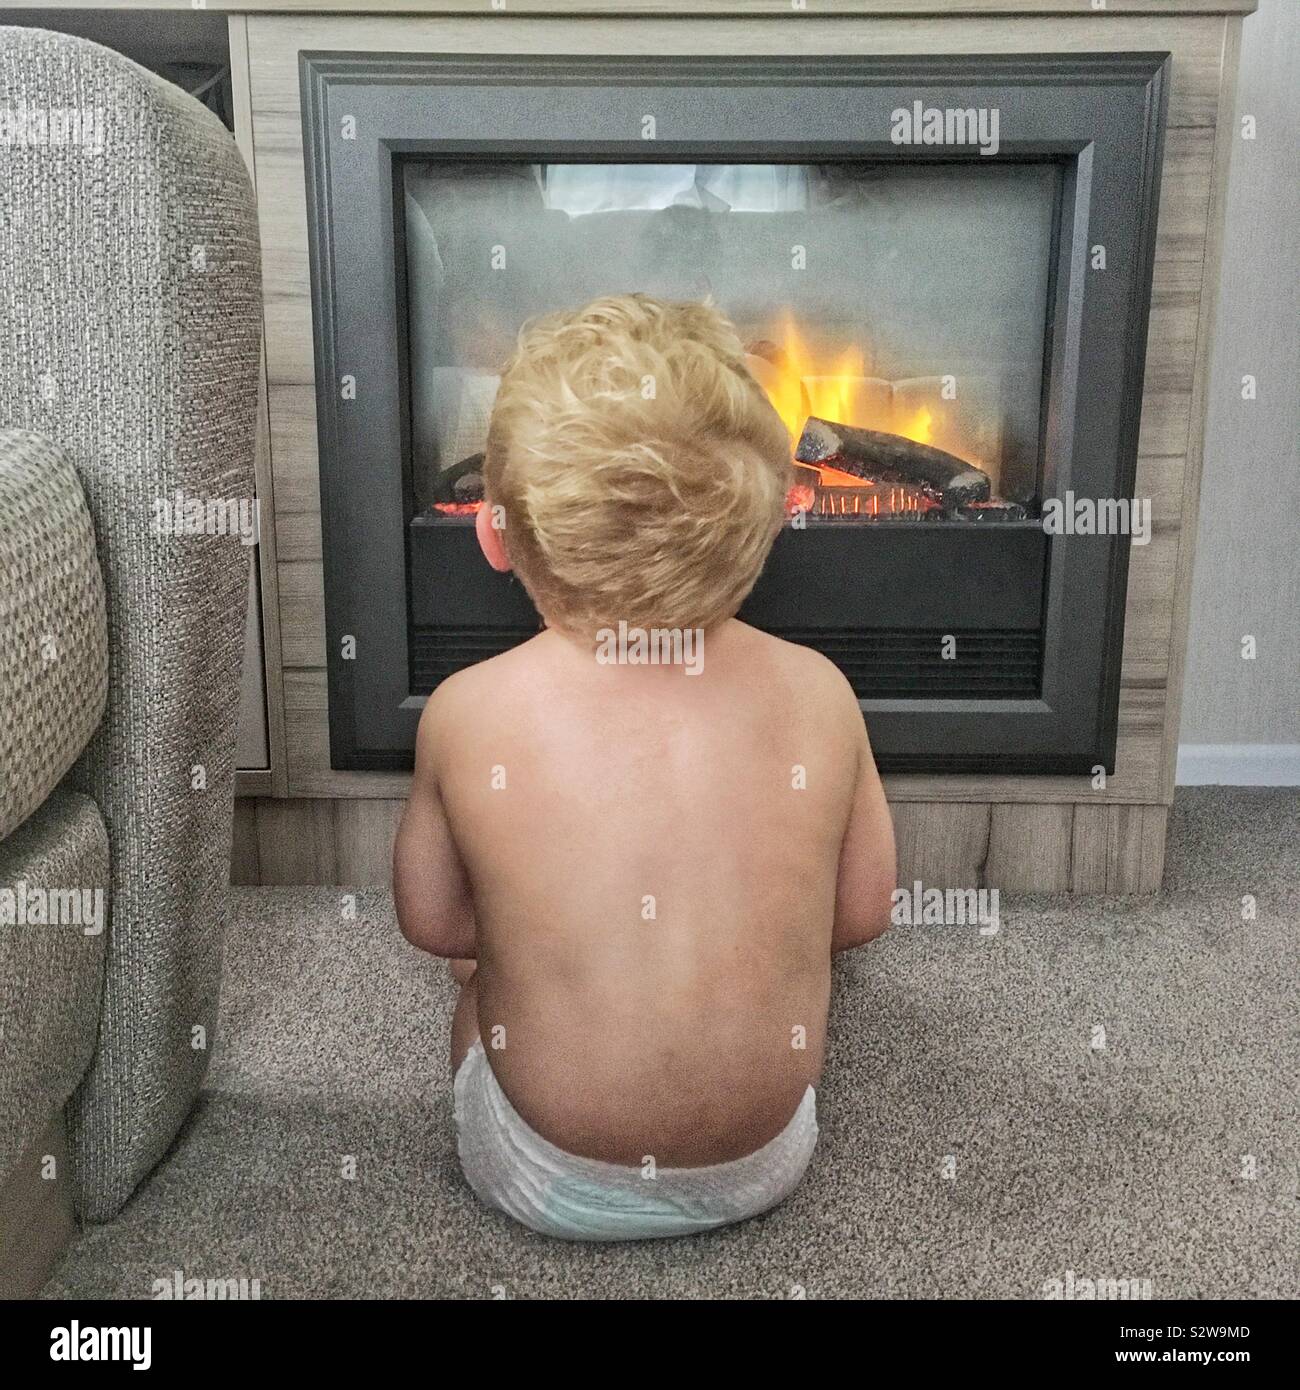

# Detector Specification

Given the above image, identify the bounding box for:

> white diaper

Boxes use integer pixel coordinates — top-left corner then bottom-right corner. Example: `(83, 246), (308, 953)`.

(453, 1039), (818, 1241)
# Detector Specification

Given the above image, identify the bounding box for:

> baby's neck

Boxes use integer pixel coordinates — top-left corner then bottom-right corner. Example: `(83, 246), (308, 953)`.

(545, 617), (734, 682)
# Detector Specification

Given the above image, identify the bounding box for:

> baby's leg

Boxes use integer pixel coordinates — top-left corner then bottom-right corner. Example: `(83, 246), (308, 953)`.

(450, 968), (480, 1078)
(448, 958), (476, 984)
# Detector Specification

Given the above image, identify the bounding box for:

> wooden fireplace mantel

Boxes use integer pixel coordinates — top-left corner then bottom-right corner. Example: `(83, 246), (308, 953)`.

(117, 0), (1249, 891)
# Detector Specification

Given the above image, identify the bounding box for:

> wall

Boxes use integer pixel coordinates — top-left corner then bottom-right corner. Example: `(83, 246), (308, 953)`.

(1178, 0), (1300, 784)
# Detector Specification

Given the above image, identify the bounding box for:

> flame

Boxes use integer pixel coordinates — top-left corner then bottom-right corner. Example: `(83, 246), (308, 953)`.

(804, 351), (868, 435)
(752, 315), (993, 519)
(752, 316), (955, 463)
(762, 315), (870, 444)
(901, 408), (932, 445)
(761, 315), (813, 443)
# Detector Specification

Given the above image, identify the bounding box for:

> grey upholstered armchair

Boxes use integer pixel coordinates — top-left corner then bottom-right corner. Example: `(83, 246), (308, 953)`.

(0, 27), (262, 1227)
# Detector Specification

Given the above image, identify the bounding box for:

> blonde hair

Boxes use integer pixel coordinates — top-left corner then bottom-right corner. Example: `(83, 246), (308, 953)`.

(483, 293), (792, 637)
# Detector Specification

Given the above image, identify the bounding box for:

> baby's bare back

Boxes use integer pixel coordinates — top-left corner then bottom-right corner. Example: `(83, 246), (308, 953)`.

(436, 621), (862, 1165)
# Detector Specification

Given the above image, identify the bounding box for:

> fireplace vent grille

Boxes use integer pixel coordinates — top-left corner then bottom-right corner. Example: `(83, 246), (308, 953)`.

(775, 628), (1043, 699)
(412, 626), (1041, 700)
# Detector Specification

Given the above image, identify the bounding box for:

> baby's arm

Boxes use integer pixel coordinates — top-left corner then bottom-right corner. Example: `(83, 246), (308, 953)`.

(393, 689), (476, 959)
(831, 706), (897, 954)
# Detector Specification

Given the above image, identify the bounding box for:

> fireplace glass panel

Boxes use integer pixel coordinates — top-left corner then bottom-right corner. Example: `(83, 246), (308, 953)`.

(404, 160), (1059, 521)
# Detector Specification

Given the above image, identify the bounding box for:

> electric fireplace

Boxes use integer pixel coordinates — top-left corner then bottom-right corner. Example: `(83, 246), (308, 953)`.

(301, 51), (1169, 773)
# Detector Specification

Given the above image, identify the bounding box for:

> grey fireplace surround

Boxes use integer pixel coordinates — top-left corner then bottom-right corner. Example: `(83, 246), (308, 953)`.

(301, 51), (1169, 773)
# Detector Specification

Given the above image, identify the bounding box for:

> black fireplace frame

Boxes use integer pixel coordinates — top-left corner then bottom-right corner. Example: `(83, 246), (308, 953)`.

(301, 51), (1169, 773)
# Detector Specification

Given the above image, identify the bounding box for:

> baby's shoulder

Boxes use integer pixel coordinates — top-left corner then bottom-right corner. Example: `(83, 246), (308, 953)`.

(731, 622), (863, 739)
(739, 621), (856, 693)
(418, 635), (546, 746)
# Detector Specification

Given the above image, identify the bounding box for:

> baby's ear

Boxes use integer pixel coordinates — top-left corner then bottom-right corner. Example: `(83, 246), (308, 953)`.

(475, 501), (512, 573)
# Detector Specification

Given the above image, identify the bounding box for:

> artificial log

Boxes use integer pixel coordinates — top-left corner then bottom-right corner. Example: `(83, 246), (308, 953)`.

(431, 451), (485, 504)
(795, 416), (991, 509)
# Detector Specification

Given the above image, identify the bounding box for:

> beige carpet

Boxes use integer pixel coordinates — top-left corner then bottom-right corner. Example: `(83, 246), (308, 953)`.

(45, 789), (1300, 1299)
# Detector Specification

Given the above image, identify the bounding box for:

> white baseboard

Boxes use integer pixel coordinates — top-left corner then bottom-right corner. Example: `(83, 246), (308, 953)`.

(1176, 744), (1300, 786)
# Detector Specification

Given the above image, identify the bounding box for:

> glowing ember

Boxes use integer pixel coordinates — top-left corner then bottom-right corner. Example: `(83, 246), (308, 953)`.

(809, 461), (875, 490)
(430, 501), (483, 517)
(785, 483), (816, 515)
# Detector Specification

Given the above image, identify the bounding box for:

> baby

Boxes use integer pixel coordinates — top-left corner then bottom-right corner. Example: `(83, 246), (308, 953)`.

(393, 294), (896, 1241)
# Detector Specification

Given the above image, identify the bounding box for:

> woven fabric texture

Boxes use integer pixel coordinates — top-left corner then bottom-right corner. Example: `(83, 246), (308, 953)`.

(0, 430), (108, 842)
(0, 791), (109, 1186)
(0, 27), (263, 1219)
